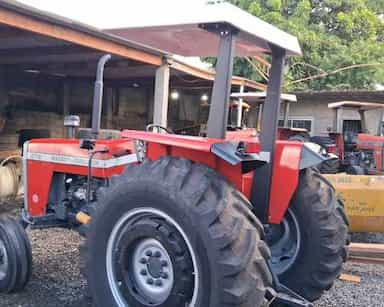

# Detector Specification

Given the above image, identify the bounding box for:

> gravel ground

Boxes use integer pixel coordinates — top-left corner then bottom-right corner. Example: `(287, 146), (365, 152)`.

(0, 201), (383, 307)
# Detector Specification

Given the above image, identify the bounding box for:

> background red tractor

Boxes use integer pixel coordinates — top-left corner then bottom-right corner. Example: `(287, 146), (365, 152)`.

(0, 2), (347, 307)
(230, 91), (311, 142)
(312, 101), (384, 175)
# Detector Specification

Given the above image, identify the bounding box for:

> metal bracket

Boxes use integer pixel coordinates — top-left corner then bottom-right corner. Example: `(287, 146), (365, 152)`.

(198, 22), (239, 36)
(211, 142), (268, 173)
(266, 287), (313, 307)
(266, 260), (313, 307)
(299, 143), (327, 170)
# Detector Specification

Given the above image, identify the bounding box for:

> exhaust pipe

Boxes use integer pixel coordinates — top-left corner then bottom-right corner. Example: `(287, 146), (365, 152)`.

(91, 54), (112, 138)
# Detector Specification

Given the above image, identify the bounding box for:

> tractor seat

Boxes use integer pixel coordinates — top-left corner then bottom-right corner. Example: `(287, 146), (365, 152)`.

(77, 128), (121, 140)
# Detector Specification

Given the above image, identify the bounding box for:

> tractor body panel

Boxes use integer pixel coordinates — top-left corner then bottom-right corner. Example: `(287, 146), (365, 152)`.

(24, 132), (304, 224)
(357, 133), (384, 172)
(24, 138), (136, 217)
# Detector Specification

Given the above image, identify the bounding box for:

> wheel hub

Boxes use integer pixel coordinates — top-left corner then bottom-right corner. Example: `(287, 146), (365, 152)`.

(132, 239), (174, 304)
(147, 256), (165, 279)
(265, 208), (301, 275)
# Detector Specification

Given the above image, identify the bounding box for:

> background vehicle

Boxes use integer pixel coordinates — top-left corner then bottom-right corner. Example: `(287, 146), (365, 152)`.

(313, 101), (384, 175)
(229, 91), (311, 141)
(0, 2), (347, 307)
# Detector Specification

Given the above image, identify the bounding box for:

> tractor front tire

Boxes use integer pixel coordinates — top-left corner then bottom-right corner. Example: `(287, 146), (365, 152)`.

(266, 168), (348, 302)
(80, 157), (272, 307)
(0, 216), (32, 293)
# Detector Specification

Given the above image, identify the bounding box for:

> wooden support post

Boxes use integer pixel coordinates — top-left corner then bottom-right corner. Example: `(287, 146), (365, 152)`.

(153, 62), (170, 128)
(257, 104), (263, 131)
(283, 102), (290, 127)
(236, 84), (245, 128)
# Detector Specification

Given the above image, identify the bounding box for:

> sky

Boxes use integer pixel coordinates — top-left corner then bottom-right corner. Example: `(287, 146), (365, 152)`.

(18, 0), (209, 29)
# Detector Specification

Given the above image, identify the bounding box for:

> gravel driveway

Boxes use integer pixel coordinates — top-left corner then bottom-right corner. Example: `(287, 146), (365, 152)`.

(0, 202), (383, 307)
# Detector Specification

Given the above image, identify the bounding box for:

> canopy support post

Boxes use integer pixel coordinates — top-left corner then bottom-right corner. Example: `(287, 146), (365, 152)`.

(251, 45), (286, 223)
(207, 26), (236, 139)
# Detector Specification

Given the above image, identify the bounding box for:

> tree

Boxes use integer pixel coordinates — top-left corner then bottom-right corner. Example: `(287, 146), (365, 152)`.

(227, 0), (384, 91)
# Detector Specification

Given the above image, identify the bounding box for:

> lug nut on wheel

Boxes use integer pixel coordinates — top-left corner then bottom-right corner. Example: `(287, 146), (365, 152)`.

(146, 278), (154, 285)
(140, 269), (147, 276)
(140, 257), (147, 264)
(155, 279), (163, 287)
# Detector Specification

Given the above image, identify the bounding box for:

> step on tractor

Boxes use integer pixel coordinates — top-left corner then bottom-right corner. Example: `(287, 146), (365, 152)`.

(0, 2), (348, 307)
(312, 101), (384, 175)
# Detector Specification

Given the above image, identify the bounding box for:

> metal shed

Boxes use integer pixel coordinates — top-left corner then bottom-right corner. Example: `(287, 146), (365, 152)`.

(0, 0), (264, 155)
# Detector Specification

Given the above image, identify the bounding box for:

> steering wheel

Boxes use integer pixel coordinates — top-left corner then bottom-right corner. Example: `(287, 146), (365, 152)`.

(146, 124), (174, 134)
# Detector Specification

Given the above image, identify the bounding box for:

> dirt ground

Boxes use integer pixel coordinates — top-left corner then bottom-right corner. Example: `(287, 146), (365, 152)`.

(0, 200), (382, 307)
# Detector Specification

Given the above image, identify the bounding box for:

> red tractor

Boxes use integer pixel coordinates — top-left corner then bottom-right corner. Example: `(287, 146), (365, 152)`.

(230, 91), (311, 142)
(0, 3), (347, 307)
(313, 101), (384, 175)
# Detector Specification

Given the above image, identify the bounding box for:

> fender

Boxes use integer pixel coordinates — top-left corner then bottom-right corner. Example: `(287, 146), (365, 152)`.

(267, 142), (326, 224)
(122, 131), (326, 225)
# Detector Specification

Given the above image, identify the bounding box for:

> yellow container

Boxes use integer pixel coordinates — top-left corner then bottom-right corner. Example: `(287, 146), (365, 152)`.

(325, 174), (384, 233)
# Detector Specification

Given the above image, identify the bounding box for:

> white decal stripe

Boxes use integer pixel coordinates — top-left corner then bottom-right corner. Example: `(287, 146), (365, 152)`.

(26, 152), (138, 168)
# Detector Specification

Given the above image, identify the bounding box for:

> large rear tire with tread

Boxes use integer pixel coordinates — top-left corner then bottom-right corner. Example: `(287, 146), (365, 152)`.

(318, 158), (340, 174)
(0, 216), (32, 293)
(80, 157), (272, 307)
(266, 168), (348, 302)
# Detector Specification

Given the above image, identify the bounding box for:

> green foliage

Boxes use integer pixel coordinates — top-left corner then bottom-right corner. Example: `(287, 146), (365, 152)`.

(227, 0), (384, 91)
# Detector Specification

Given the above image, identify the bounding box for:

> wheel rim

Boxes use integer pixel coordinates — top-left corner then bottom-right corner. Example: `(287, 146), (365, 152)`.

(265, 208), (301, 275)
(0, 239), (9, 280)
(106, 207), (199, 307)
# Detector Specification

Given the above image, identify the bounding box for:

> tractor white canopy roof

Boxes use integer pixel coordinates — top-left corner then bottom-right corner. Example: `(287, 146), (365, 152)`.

(106, 2), (302, 57)
(328, 101), (384, 111)
(231, 92), (297, 104)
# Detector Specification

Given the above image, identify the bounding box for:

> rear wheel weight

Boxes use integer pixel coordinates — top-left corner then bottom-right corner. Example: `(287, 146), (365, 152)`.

(266, 168), (348, 302)
(80, 157), (273, 307)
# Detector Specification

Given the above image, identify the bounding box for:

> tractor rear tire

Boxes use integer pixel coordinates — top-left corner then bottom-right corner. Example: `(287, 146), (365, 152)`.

(80, 157), (273, 307)
(288, 134), (309, 143)
(318, 158), (340, 174)
(346, 165), (366, 175)
(266, 168), (348, 302)
(0, 216), (32, 293)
